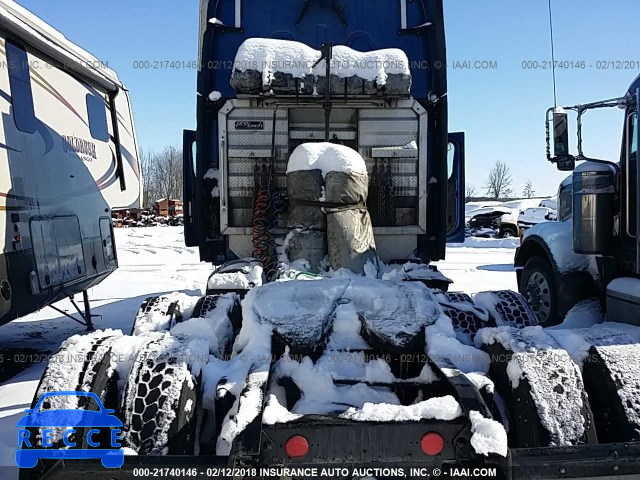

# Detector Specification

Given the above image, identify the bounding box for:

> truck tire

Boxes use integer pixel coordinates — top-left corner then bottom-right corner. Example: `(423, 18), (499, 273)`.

(473, 290), (539, 328)
(121, 337), (198, 455)
(520, 255), (596, 327)
(192, 293), (243, 340)
(29, 334), (120, 449)
(520, 255), (560, 326)
(131, 296), (183, 336)
(435, 292), (490, 345)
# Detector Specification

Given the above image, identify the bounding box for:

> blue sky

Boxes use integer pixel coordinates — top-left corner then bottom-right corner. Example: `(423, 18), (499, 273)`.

(16, 0), (639, 196)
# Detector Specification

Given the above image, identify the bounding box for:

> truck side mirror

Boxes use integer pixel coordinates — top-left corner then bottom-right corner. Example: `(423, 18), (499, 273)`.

(553, 110), (575, 171)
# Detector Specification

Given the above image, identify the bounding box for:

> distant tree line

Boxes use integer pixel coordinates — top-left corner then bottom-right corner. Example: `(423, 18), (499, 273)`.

(140, 146), (183, 208)
(466, 161), (537, 201)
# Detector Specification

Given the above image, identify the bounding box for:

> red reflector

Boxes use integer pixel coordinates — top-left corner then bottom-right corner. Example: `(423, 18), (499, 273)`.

(285, 435), (309, 459)
(421, 432), (444, 456)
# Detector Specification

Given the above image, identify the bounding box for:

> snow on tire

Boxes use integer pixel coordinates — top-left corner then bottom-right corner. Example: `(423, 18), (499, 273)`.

(435, 291), (491, 345)
(582, 344), (640, 443)
(476, 326), (596, 448)
(131, 293), (200, 336)
(29, 330), (123, 448)
(179, 293), (242, 357)
(120, 334), (201, 455)
(473, 290), (539, 328)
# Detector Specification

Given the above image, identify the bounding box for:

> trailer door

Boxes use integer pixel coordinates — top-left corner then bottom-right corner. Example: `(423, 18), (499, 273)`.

(446, 132), (466, 243)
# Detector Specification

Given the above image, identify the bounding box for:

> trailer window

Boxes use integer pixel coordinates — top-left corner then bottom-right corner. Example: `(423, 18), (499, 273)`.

(6, 41), (36, 134)
(86, 93), (109, 142)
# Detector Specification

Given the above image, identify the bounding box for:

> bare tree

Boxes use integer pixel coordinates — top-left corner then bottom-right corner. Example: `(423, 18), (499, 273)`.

(155, 146), (183, 201)
(465, 184), (477, 198)
(522, 180), (536, 198)
(484, 161), (513, 199)
(138, 146), (184, 209)
(140, 147), (158, 208)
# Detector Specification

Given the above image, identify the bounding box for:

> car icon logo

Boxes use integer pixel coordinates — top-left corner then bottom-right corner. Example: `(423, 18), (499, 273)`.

(15, 391), (125, 469)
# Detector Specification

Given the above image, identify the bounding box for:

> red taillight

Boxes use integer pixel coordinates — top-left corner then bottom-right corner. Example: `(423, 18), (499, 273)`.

(285, 435), (309, 459)
(420, 432), (444, 456)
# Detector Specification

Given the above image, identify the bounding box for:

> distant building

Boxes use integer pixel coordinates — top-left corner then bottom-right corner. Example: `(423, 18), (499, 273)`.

(154, 198), (183, 216)
(112, 208), (142, 221)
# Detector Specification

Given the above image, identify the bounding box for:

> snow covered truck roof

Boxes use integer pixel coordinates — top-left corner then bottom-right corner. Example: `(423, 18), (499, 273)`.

(0, 0), (123, 91)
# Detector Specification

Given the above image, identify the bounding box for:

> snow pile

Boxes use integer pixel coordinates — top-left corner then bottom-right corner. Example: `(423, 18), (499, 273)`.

(233, 38), (409, 86)
(208, 264), (264, 291)
(240, 278), (442, 350)
(425, 316), (490, 374)
(203, 168), (220, 197)
(132, 292), (200, 336)
(233, 38), (320, 86)
(325, 302), (369, 350)
(380, 262), (452, 284)
(469, 410), (508, 457)
(272, 353), (399, 415)
(449, 237), (520, 249)
(340, 396), (462, 422)
(523, 221), (598, 276)
(464, 372), (495, 394)
(170, 293), (239, 357)
(314, 350), (394, 384)
(475, 325), (556, 353)
(199, 307), (273, 455)
(546, 324), (635, 368)
(608, 277), (640, 297)
(217, 368), (270, 454)
(287, 142), (367, 179)
(548, 299), (603, 330)
(262, 393), (303, 425)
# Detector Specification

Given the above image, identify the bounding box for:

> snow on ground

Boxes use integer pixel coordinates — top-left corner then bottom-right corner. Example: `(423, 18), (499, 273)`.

(0, 226), (520, 472)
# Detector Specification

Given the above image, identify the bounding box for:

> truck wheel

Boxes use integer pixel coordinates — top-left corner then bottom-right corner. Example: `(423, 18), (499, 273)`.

(131, 296), (183, 336)
(120, 337), (198, 455)
(520, 256), (559, 326)
(473, 290), (539, 328)
(30, 334), (120, 449)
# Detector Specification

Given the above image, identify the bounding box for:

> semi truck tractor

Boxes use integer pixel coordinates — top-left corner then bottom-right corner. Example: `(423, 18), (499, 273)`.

(517, 80), (640, 327)
(23, 1), (640, 479)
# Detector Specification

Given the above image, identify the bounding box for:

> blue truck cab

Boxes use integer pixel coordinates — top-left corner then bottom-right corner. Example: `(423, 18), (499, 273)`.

(183, 0), (466, 267)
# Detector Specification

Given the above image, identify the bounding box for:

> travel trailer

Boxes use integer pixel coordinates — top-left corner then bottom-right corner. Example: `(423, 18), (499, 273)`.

(0, 0), (141, 327)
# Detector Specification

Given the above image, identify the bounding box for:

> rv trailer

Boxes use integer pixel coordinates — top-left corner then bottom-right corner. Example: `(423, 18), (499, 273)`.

(0, 0), (141, 327)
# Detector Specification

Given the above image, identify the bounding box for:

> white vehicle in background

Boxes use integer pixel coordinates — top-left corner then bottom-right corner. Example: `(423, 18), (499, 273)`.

(0, 0), (141, 327)
(466, 198), (558, 238)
